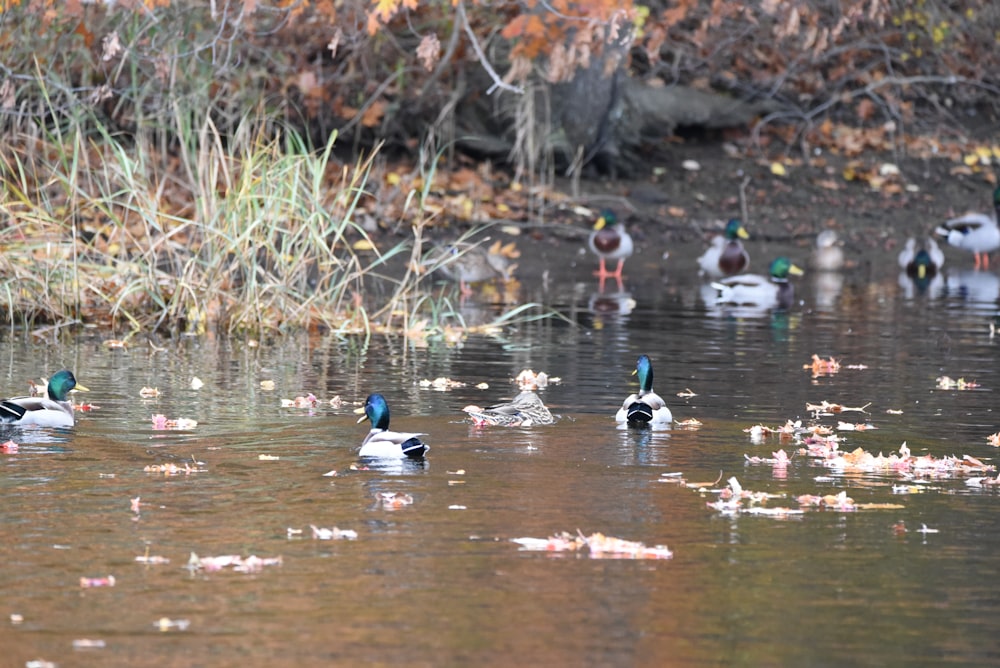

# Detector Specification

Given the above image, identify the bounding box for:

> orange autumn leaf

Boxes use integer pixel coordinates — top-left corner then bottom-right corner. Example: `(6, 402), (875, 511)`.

(361, 100), (386, 127)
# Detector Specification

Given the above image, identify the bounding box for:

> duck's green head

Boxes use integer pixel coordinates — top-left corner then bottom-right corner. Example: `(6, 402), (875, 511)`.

(633, 354), (655, 393)
(769, 257), (804, 281)
(47, 370), (84, 402)
(725, 218), (750, 241)
(358, 393), (391, 430)
(594, 209), (617, 231)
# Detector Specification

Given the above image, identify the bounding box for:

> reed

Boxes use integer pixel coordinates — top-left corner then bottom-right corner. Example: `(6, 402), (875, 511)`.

(0, 102), (557, 338)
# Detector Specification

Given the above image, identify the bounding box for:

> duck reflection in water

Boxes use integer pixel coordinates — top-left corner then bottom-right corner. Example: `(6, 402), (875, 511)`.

(944, 269), (1000, 310)
(810, 231), (845, 311)
(898, 237), (945, 299)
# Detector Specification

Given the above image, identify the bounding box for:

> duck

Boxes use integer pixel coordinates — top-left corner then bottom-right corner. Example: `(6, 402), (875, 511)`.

(356, 393), (428, 459)
(697, 218), (750, 278)
(712, 257), (804, 309)
(588, 209), (633, 282)
(934, 185), (1000, 269)
(462, 390), (554, 427)
(811, 230), (845, 271)
(0, 370), (88, 427)
(425, 240), (517, 296)
(616, 355), (672, 425)
(898, 237), (944, 280)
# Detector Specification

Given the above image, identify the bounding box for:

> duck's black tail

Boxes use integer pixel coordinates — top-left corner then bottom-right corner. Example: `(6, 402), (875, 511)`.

(626, 402), (653, 424)
(401, 438), (429, 459)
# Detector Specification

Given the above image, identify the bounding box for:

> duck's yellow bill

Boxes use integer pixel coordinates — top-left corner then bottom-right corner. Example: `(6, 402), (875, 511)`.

(73, 384), (90, 392)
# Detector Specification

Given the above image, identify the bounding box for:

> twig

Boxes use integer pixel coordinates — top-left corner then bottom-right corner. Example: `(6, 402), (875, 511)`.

(738, 175), (751, 225)
(457, 1), (523, 96)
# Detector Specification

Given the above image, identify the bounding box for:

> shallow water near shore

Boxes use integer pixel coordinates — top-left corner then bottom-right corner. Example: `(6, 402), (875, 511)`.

(2, 237), (1000, 667)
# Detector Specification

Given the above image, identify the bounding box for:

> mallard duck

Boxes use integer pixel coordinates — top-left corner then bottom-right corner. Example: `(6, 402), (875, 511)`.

(616, 355), (672, 425)
(356, 393), (428, 459)
(898, 237), (944, 280)
(463, 390), (554, 427)
(697, 218), (750, 278)
(425, 241), (516, 295)
(0, 370), (88, 427)
(934, 185), (1000, 269)
(588, 210), (633, 282)
(712, 257), (804, 309)
(812, 230), (845, 271)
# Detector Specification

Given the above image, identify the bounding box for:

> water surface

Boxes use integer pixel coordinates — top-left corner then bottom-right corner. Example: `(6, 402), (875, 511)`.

(2, 238), (1000, 666)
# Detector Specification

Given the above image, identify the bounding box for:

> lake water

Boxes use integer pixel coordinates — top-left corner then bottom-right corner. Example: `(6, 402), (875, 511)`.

(2, 236), (1000, 667)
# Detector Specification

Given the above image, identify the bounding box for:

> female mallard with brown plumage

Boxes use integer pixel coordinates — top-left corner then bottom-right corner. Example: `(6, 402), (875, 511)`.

(463, 390), (554, 427)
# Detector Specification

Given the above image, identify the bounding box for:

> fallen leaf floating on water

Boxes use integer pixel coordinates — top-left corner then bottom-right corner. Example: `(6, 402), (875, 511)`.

(309, 525), (358, 540)
(260, 380), (276, 391)
(744, 449), (792, 466)
(676, 388), (698, 398)
(135, 554), (170, 565)
(139, 387), (160, 398)
(80, 575), (116, 588)
(151, 414), (198, 430)
(510, 531), (672, 559)
(674, 418), (702, 429)
(418, 376), (466, 390)
(72, 639), (106, 649)
(804, 441), (995, 477)
(280, 393), (317, 408)
(744, 420), (803, 443)
(988, 432), (1000, 447)
(1, 440), (18, 454)
(376, 492), (414, 509)
(705, 476), (789, 514)
(836, 421), (878, 431)
(936, 376), (981, 390)
(806, 400), (871, 415)
(155, 617), (190, 632)
(886, 408), (904, 415)
(796, 491), (857, 511)
(804, 354), (841, 376)
(143, 457), (206, 476)
(74, 401), (99, 412)
(190, 376), (204, 390)
(514, 369), (560, 390)
(187, 552), (283, 574)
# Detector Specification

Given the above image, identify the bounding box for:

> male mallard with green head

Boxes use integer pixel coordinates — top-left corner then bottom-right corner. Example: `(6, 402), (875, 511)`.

(588, 210), (633, 282)
(616, 355), (672, 426)
(712, 257), (804, 309)
(698, 218), (750, 278)
(356, 393), (428, 459)
(0, 370), (88, 428)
